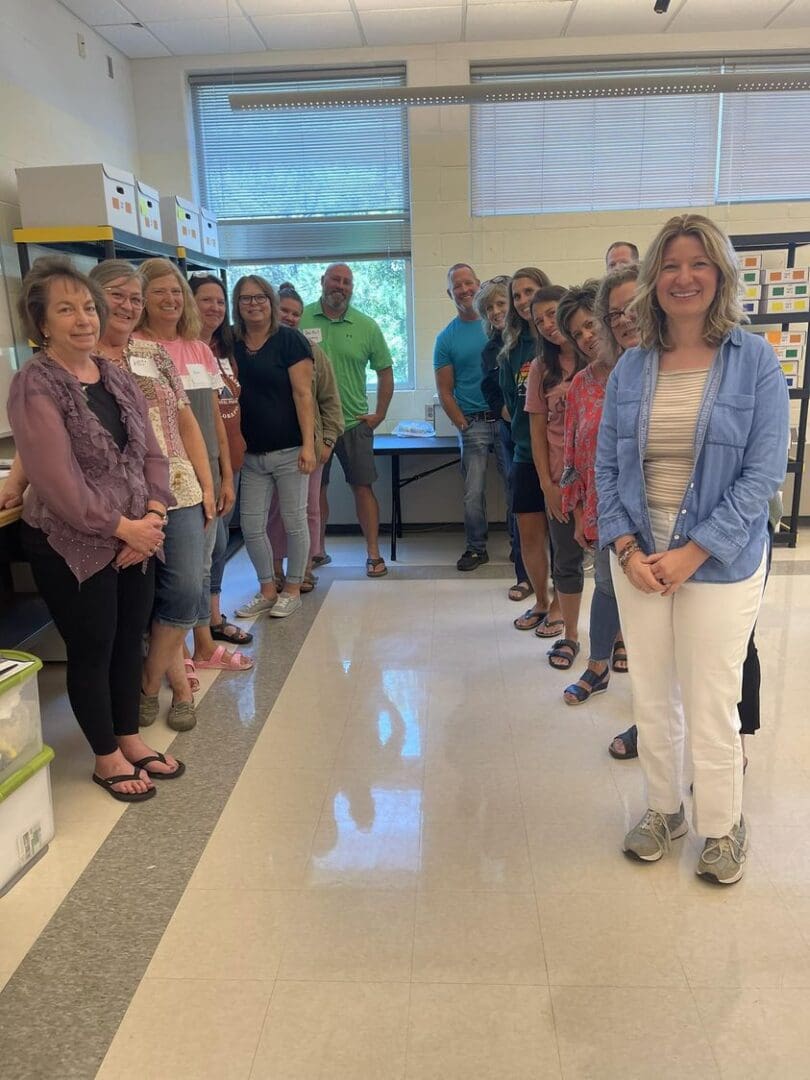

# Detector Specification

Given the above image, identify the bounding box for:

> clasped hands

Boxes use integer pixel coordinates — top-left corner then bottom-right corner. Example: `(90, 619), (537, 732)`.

(623, 542), (709, 597)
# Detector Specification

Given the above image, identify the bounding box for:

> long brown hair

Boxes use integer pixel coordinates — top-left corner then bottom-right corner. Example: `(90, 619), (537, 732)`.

(499, 266), (551, 361)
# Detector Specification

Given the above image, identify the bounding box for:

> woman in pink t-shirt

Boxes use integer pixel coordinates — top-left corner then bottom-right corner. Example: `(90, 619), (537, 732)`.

(524, 286), (587, 671)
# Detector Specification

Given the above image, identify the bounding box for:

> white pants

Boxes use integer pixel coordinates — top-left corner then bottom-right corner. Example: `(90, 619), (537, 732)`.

(611, 509), (766, 838)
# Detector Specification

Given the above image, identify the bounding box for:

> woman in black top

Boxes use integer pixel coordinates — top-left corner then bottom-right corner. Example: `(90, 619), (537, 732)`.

(232, 275), (316, 621)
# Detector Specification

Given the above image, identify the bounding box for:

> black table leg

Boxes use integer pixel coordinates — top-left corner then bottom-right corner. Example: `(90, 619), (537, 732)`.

(390, 453), (401, 561)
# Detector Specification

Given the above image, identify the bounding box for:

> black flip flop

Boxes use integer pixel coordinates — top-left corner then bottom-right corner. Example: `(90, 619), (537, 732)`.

(210, 616), (253, 645)
(92, 770), (156, 802)
(611, 639), (629, 674)
(132, 752), (186, 780)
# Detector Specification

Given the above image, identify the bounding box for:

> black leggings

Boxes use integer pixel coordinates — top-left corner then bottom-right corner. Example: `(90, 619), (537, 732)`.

(22, 525), (155, 757)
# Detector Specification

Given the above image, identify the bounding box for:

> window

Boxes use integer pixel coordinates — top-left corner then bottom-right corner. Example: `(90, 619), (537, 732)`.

(470, 60), (810, 217)
(191, 66), (413, 385)
(232, 257), (411, 387)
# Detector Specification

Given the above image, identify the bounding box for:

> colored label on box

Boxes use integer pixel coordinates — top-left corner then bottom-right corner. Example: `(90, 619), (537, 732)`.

(769, 283), (809, 299)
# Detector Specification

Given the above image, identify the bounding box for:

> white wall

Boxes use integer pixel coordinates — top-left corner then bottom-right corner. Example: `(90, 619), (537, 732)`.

(128, 28), (810, 524)
(0, 0), (140, 435)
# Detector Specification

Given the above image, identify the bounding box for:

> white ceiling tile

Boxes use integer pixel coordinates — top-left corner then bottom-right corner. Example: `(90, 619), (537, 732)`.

(251, 12), (362, 49)
(755, 0), (810, 30)
(240, 0), (350, 11)
(354, 0), (460, 9)
(94, 22), (170, 56)
(360, 6), (462, 45)
(144, 16), (264, 54)
(58, 0), (134, 25)
(465, 1), (572, 41)
(565, 0), (681, 37)
(668, 0), (789, 33)
(124, 0), (234, 19)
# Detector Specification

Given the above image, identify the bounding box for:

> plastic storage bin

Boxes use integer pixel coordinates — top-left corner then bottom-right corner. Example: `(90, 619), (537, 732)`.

(159, 195), (201, 251)
(0, 652), (44, 789)
(136, 180), (162, 242)
(0, 745), (55, 896)
(17, 163), (139, 233)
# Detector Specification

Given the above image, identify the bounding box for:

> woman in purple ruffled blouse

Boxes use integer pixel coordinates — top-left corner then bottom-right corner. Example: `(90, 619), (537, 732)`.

(7, 257), (184, 802)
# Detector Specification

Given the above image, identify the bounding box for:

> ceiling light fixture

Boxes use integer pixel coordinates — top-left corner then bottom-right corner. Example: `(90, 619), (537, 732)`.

(229, 69), (810, 111)
(654, 0), (671, 13)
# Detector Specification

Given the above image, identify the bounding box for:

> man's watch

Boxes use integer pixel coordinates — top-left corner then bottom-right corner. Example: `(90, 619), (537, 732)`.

(146, 508), (168, 524)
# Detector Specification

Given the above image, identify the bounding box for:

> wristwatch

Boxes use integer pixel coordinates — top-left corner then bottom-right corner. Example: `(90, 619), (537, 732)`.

(146, 508), (168, 524)
(323, 437), (336, 448)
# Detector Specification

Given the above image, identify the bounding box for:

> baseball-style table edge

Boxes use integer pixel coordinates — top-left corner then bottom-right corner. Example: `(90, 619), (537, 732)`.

(372, 434), (460, 561)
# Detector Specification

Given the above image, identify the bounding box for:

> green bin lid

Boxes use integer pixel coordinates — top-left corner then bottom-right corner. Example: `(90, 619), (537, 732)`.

(0, 745), (54, 803)
(0, 651), (43, 694)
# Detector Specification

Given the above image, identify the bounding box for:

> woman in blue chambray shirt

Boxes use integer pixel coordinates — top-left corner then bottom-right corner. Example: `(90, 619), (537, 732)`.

(596, 214), (788, 885)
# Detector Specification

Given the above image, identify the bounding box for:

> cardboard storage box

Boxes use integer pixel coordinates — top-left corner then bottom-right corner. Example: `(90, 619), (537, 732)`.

(780, 361), (800, 377)
(762, 330), (806, 347)
(761, 268), (810, 285)
(740, 284), (762, 300)
(159, 195), (201, 250)
(784, 373), (799, 389)
(763, 296), (810, 314)
(773, 345), (805, 363)
(741, 299), (759, 315)
(739, 269), (761, 285)
(199, 208), (219, 258)
(738, 253), (763, 269)
(767, 283), (809, 299)
(136, 180), (161, 242)
(0, 746), (55, 896)
(17, 163), (138, 233)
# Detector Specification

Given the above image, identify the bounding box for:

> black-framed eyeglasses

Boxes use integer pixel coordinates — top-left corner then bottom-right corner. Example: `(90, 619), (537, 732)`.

(605, 304), (635, 328)
(238, 294), (270, 306)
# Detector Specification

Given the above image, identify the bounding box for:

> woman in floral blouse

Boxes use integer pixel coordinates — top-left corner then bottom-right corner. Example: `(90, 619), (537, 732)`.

(558, 266), (639, 707)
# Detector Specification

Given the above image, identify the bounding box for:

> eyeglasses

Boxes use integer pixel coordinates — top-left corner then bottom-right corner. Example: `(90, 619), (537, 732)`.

(605, 304), (635, 328)
(238, 294), (270, 306)
(105, 289), (144, 309)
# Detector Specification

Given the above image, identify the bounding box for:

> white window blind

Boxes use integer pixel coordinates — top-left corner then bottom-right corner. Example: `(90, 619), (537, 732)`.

(190, 68), (410, 261)
(471, 61), (810, 217)
(718, 90), (810, 203)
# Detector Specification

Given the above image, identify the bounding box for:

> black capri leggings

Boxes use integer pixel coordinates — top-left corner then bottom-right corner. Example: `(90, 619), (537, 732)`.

(22, 524), (155, 757)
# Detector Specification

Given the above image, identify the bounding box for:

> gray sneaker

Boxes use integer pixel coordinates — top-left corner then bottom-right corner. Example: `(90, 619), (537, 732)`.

(167, 699), (196, 732)
(269, 593), (302, 619)
(235, 593), (276, 618)
(624, 804), (688, 862)
(696, 816), (748, 885)
(139, 692), (159, 728)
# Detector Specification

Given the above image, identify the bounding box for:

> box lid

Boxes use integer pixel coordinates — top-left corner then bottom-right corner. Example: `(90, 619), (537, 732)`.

(163, 194), (198, 213)
(0, 651), (42, 694)
(136, 179), (160, 199)
(100, 163), (136, 186)
(199, 206), (217, 224)
(0, 745), (54, 804)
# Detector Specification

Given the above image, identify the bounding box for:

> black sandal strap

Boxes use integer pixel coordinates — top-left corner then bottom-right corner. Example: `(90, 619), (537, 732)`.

(96, 770), (143, 786)
(132, 754), (166, 770)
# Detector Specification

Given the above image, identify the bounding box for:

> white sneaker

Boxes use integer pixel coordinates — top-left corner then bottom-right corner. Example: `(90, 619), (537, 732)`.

(268, 593), (302, 619)
(235, 593), (276, 618)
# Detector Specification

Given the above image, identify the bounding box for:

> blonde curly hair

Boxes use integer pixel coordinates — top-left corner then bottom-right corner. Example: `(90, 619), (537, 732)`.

(633, 214), (745, 351)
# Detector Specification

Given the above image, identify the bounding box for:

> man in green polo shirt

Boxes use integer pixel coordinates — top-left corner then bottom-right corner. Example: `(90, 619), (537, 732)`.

(300, 263), (394, 577)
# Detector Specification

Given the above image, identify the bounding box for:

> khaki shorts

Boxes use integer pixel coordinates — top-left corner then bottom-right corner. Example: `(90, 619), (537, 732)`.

(321, 422), (378, 487)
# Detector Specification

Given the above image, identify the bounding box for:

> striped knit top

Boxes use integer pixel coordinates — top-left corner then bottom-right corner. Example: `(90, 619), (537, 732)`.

(644, 367), (710, 513)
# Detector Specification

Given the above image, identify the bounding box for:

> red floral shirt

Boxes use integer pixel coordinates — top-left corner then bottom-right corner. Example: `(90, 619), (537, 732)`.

(560, 365), (608, 543)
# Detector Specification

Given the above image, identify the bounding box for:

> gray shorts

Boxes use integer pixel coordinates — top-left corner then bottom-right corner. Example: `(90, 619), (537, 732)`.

(321, 422), (378, 487)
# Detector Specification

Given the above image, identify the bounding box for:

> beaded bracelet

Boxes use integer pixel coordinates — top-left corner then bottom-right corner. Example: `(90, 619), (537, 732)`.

(617, 540), (640, 572)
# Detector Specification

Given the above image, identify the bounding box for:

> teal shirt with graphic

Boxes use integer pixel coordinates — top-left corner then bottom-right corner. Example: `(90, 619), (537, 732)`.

(499, 330), (537, 463)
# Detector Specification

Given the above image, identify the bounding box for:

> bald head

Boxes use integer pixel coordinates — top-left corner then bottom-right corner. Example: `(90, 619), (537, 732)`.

(321, 263), (353, 317)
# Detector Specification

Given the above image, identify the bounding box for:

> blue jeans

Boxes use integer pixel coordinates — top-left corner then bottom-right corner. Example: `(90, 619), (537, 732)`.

(153, 503), (206, 630)
(240, 449), (309, 585)
(458, 419), (501, 555)
(590, 546), (621, 663)
(494, 420), (527, 583)
(210, 470), (241, 597)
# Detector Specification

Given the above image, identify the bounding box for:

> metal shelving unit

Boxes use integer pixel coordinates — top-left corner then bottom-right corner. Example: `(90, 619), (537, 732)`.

(12, 225), (229, 283)
(732, 232), (810, 548)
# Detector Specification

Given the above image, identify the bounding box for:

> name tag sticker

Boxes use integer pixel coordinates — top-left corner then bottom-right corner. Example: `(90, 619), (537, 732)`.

(129, 354), (160, 379)
(185, 363), (212, 390)
(219, 358), (235, 378)
(303, 328), (322, 345)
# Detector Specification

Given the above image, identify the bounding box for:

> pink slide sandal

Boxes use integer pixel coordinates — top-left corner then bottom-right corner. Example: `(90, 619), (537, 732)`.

(193, 645), (254, 672)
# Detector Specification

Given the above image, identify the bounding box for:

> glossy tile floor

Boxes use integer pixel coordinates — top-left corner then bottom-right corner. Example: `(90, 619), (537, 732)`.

(4, 529), (810, 1078)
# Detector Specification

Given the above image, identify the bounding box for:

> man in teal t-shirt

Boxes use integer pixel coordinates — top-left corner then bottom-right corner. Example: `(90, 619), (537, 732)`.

(300, 264), (393, 577)
(434, 263), (501, 572)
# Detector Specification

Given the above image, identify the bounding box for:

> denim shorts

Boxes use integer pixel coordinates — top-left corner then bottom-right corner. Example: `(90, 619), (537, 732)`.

(322, 422), (377, 487)
(153, 502), (206, 630)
